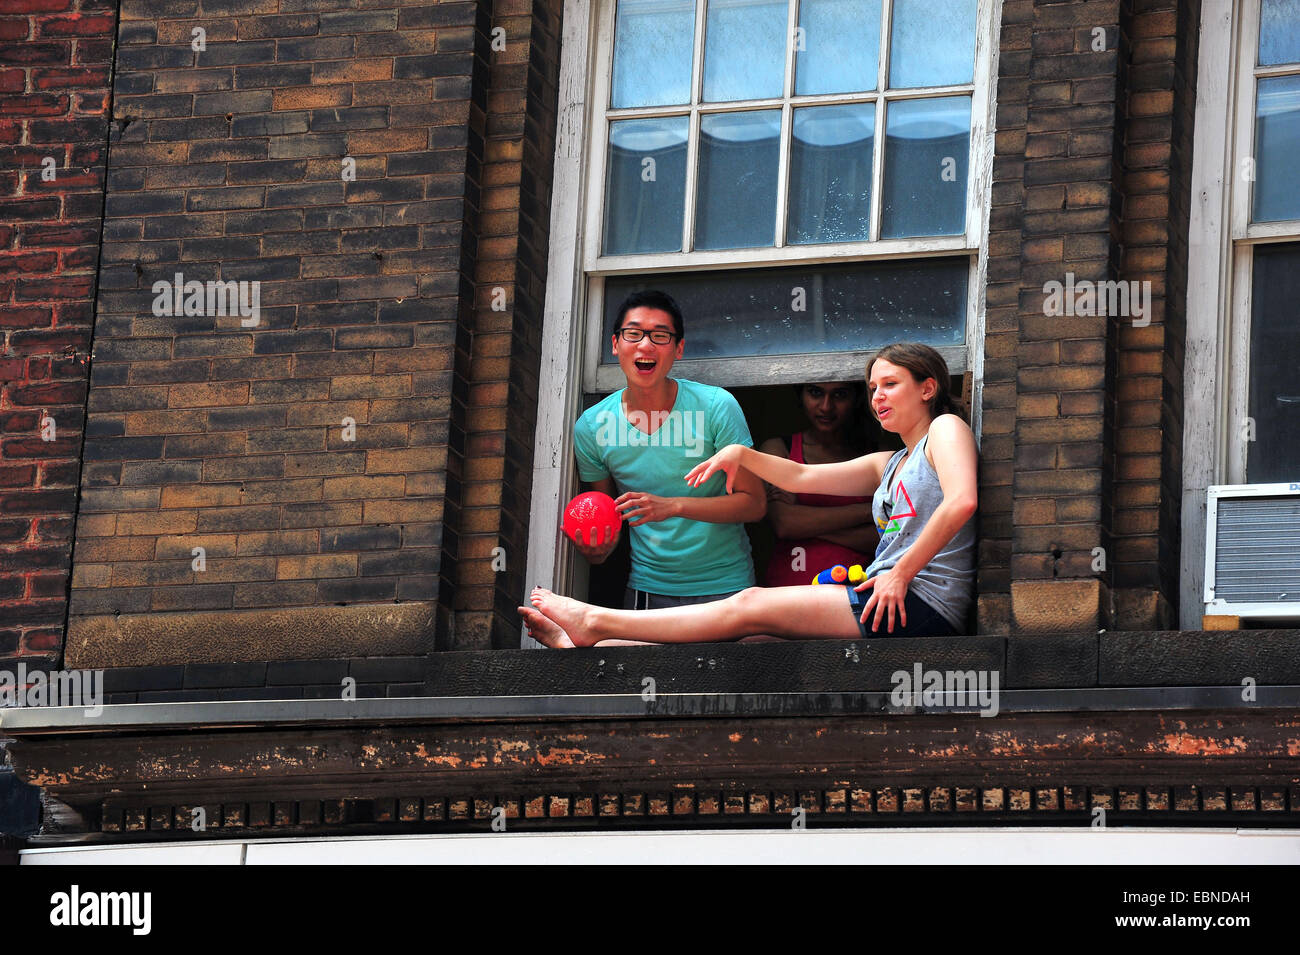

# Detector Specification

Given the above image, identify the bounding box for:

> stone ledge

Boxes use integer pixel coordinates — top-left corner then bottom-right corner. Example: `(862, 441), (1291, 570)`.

(64, 602), (437, 668)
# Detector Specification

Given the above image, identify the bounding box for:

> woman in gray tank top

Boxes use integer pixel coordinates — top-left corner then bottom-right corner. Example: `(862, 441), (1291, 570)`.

(520, 343), (979, 647)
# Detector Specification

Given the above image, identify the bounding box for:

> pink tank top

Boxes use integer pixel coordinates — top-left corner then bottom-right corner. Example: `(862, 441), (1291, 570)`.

(762, 433), (875, 587)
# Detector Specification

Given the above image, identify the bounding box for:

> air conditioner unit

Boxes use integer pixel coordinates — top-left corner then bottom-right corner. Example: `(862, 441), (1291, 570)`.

(1204, 483), (1300, 622)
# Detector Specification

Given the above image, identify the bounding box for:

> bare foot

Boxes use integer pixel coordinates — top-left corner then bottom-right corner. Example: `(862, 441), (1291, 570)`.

(530, 588), (603, 647)
(517, 605), (576, 649)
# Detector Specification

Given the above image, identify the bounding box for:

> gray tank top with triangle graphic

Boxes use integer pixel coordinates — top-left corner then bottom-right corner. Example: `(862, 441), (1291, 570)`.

(866, 431), (976, 631)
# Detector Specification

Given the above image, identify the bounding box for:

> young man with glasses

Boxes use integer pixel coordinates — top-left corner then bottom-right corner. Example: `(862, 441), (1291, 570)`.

(571, 290), (765, 610)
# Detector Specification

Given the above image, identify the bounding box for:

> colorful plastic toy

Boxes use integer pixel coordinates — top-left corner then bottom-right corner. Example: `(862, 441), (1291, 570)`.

(811, 563), (866, 586)
(562, 491), (621, 547)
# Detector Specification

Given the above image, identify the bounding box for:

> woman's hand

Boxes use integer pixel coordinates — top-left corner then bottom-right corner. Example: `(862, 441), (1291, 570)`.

(856, 567), (913, 634)
(684, 444), (747, 493)
(615, 491), (680, 527)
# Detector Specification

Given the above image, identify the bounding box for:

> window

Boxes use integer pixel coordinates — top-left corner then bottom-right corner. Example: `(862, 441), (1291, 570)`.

(1182, 0), (1300, 626)
(580, 0), (995, 391)
(524, 0), (995, 617)
(1227, 0), (1300, 484)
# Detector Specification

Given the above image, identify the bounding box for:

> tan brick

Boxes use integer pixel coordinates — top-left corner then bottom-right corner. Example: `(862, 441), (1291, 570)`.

(117, 511), (197, 536)
(347, 128), (424, 154)
(330, 374), (411, 399)
(1016, 394), (1059, 418)
(156, 534), (238, 559)
(366, 448), (447, 474)
(1012, 579), (1105, 632)
(362, 499), (443, 523)
(287, 401), (368, 426)
(161, 485), (243, 508)
(1012, 499), (1056, 525)
(235, 530), (318, 556)
(273, 85), (352, 110)
(125, 410), (208, 434)
(322, 475), (405, 499)
(1017, 417), (1104, 443)
(276, 554), (357, 580)
(72, 563), (113, 588)
(353, 79), (432, 106)
(463, 456), (504, 482)
(373, 348), (451, 374)
(112, 561), (194, 587)
(404, 472), (446, 496)
(312, 58), (392, 83)
(169, 382), (249, 408)
(74, 536), (154, 562)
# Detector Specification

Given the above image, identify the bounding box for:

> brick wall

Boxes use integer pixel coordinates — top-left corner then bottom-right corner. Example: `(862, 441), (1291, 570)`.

(453, 0), (557, 648)
(1, 0), (1204, 657)
(0, 0), (115, 665)
(979, 0), (1196, 633)
(1110, 0), (1199, 629)
(65, 0), (493, 665)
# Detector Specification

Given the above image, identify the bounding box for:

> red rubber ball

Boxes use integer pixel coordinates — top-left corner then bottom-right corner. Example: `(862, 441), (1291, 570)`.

(563, 491), (621, 547)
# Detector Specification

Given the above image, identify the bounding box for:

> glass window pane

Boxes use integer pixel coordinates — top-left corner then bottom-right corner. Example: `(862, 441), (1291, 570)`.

(788, 103), (874, 244)
(702, 0), (788, 102)
(1248, 243), (1300, 483)
(695, 110), (781, 250)
(1259, 0), (1300, 66)
(611, 0), (697, 108)
(888, 0), (977, 89)
(603, 258), (968, 361)
(880, 96), (970, 238)
(603, 117), (690, 255)
(1253, 75), (1300, 223)
(795, 0), (880, 95)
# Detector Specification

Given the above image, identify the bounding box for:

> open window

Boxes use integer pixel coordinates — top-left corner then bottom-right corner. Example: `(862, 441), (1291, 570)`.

(527, 0), (995, 628)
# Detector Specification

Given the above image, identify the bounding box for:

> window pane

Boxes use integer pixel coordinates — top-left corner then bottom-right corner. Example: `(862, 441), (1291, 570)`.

(1248, 244), (1300, 483)
(888, 0), (977, 89)
(695, 110), (781, 250)
(611, 0), (697, 108)
(603, 117), (690, 255)
(795, 0), (880, 95)
(602, 258), (968, 361)
(880, 96), (970, 238)
(703, 0), (788, 102)
(1253, 75), (1300, 223)
(787, 103), (874, 244)
(1259, 0), (1300, 66)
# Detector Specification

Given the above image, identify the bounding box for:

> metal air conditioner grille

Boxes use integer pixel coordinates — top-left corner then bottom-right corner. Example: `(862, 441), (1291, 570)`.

(1213, 496), (1300, 602)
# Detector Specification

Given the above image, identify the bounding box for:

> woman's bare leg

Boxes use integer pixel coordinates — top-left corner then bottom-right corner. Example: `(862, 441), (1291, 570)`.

(525, 585), (862, 648)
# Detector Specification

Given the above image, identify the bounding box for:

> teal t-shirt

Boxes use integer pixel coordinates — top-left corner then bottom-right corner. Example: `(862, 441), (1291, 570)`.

(573, 379), (756, 596)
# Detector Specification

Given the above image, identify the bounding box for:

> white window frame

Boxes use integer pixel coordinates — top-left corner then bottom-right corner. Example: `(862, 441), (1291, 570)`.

(1182, 0), (1300, 627)
(525, 0), (998, 636)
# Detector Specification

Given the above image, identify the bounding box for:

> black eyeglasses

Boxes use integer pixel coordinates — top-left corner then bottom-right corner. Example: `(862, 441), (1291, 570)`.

(616, 328), (677, 345)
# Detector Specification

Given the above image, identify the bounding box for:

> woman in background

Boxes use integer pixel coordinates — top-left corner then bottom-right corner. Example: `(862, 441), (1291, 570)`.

(760, 381), (878, 587)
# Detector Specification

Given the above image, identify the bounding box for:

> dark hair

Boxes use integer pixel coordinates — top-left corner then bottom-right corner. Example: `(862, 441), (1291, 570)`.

(794, 380), (870, 455)
(865, 342), (963, 421)
(613, 289), (684, 341)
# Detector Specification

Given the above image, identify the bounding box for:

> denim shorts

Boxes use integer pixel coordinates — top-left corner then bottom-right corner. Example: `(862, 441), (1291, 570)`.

(623, 588), (742, 610)
(845, 584), (959, 637)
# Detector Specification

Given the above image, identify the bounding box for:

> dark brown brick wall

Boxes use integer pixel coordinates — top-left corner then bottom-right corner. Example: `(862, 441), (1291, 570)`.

(67, 0), (491, 662)
(453, 0), (556, 649)
(980, 0), (1195, 633)
(0, 0), (1203, 656)
(1110, 0), (1198, 629)
(0, 0), (115, 664)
